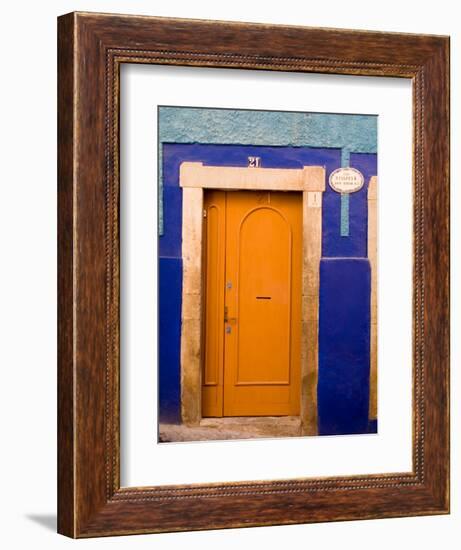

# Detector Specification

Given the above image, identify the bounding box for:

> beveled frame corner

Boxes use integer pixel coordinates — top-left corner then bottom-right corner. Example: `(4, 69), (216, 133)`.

(58, 11), (450, 538)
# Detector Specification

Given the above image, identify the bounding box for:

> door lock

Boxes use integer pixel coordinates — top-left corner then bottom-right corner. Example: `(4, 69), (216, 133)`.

(224, 306), (237, 324)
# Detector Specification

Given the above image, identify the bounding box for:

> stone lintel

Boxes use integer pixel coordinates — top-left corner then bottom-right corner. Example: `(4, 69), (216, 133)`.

(180, 161), (326, 193)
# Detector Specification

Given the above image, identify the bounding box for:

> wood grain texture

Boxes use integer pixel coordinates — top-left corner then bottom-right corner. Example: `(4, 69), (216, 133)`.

(57, 12), (75, 538)
(57, 11), (450, 538)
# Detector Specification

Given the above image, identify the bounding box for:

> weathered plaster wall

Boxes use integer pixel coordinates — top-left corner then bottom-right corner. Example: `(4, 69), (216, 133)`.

(158, 107), (377, 233)
(317, 152), (378, 435)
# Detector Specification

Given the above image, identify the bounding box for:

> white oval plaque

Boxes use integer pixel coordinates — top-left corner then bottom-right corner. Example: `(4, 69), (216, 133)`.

(329, 167), (364, 194)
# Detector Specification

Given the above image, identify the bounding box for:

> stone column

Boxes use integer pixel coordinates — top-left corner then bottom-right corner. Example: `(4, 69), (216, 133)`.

(367, 176), (378, 422)
(301, 167), (326, 435)
(180, 187), (204, 425)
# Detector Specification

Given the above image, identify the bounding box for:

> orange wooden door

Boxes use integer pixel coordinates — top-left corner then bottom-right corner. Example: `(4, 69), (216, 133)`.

(202, 190), (302, 417)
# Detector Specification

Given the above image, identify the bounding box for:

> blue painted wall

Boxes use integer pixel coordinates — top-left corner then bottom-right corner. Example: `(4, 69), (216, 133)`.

(318, 259), (371, 435)
(158, 257), (182, 423)
(159, 139), (377, 436)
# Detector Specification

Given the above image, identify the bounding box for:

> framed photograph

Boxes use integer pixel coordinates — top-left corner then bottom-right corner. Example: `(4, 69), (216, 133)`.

(58, 12), (450, 537)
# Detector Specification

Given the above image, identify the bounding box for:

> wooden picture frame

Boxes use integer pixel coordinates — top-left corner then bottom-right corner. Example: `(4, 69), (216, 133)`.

(57, 12), (450, 537)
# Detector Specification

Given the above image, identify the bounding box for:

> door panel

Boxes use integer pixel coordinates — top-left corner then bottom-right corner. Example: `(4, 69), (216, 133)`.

(202, 191), (226, 417)
(202, 190), (302, 417)
(235, 206), (292, 385)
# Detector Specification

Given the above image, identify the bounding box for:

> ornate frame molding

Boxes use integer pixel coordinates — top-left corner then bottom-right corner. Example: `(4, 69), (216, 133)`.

(58, 12), (449, 537)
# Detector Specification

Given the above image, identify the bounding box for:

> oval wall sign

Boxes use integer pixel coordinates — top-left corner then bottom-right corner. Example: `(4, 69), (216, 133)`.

(329, 167), (364, 194)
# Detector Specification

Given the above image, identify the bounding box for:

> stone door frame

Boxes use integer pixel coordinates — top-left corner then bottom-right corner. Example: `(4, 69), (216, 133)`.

(179, 161), (326, 435)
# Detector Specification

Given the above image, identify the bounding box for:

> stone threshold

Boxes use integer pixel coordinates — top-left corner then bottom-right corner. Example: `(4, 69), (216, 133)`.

(159, 416), (302, 443)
